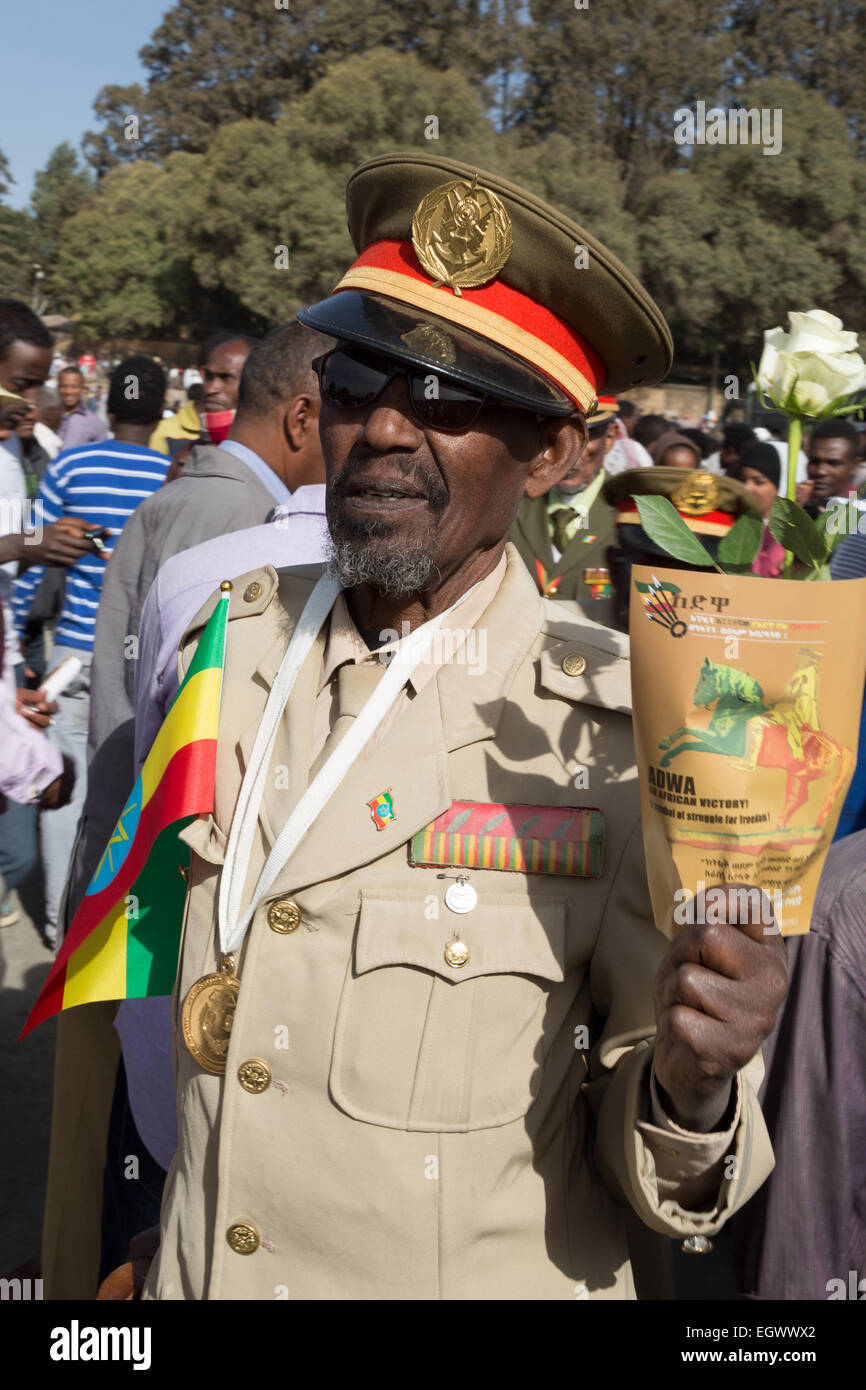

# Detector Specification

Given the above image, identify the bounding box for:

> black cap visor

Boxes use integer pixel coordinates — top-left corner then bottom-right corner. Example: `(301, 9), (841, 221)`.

(298, 290), (574, 416)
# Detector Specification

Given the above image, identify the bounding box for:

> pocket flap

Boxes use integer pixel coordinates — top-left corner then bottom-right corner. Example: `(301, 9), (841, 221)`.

(178, 813), (227, 866)
(356, 889), (567, 984)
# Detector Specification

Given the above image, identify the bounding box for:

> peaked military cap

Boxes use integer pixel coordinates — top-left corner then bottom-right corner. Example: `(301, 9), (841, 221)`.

(299, 151), (673, 418)
(604, 467), (760, 560)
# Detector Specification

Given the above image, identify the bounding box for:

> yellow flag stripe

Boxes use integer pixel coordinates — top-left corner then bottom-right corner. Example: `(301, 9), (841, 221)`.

(63, 904), (127, 1009)
(140, 666), (222, 808)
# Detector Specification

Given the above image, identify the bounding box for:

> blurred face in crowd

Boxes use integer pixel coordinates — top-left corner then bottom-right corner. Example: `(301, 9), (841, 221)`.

(555, 421), (615, 495)
(319, 353), (586, 601)
(807, 435), (859, 504)
(201, 339), (251, 412)
(720, 439), (748, 472)
(738, 465), (777, 518)
(0, 340), (52, 428)
(58, 368), (85, 410)
(16, 405), (37, 440)
(659, 444), (699, 470)
(40, 399), (62, 433)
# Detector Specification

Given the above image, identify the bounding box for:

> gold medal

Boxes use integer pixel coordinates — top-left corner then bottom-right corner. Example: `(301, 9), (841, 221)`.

(181, 956), (240, 1075)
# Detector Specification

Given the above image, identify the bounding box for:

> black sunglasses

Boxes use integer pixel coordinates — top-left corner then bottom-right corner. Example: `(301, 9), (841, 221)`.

(312, 347), (539, 434)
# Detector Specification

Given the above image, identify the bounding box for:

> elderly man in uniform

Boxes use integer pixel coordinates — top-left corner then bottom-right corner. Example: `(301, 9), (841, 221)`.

(510, 395), (618, 600)
(141, 154), (785, 1301)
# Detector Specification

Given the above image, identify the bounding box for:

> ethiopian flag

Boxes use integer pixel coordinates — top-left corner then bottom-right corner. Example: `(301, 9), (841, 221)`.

(22, 594), (229, 1038)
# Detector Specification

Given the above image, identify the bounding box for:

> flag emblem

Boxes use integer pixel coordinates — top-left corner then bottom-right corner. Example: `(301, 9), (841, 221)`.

(368, 789), (396, 831)
(22, 595), (229, 1039)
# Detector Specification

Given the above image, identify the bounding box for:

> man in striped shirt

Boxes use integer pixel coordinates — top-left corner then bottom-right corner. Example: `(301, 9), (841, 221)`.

(14, 356), (169, 946)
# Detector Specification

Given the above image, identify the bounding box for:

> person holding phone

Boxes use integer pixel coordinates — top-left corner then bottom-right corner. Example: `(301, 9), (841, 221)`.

(12, 356), (170, 947)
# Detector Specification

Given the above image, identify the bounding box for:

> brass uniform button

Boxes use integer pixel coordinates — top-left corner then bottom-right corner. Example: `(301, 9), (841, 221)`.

(244, 581), (263, 603)
(561, 652), (586, 678)
(226, 1222), (259, 1255)
(219, 580), (233, 592)
(444, 937), (470, 968)
(267, 899), (301, 933)
(238, 1058), (272, 1094)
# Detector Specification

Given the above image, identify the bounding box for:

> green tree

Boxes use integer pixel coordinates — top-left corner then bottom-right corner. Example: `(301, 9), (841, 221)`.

(180, 49), (503, 325)
(83, 0), (523, 170)
(729, 1), (866, 151)
(83, 85), (158, 178)
(636, 82), (860, 375)
(0, 149), (13, 201)
(54, 163), (185, 336)
(0, 207), (35, 301)
(31, 144), (94, 288)
(0, 147), (36, 301)
(520, 0), (731, 202)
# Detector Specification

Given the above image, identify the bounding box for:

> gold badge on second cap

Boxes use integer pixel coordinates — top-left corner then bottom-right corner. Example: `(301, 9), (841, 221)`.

(670, 472), (721, 516)
(412, 176), (513, 296)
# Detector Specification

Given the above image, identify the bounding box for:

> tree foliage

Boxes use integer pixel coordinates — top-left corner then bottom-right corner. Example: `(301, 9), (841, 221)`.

(30, 144), (93, 272)
(12, 0), (864, 371)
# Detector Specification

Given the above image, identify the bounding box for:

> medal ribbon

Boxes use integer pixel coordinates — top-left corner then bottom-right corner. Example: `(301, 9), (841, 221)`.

(218, 571), (477, 957)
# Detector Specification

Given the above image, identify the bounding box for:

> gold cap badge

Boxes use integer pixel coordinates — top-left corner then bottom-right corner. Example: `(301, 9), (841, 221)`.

(670, 472), (721, 516)
(411, 176), (513, 296)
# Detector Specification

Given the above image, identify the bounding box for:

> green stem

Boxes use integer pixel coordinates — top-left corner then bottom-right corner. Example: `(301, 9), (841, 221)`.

(782, 416), (802, 579)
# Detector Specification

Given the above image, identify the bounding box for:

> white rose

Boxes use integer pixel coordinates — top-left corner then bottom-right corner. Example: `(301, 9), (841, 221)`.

(756, 309), (866, 416)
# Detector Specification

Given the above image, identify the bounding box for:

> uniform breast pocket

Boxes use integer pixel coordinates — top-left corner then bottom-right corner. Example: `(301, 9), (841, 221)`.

(329, 889), (568, 1133)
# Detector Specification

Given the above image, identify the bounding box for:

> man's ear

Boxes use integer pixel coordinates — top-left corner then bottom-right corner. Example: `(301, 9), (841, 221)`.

(283, 393), (320, 451)
(523, 414), (588, 499)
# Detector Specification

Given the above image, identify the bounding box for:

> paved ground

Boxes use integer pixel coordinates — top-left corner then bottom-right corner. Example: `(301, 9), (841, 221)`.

(0, 869), (56, 1275)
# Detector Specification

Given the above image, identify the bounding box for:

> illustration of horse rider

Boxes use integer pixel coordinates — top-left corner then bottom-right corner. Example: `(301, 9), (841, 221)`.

(736, 647), (822, 771)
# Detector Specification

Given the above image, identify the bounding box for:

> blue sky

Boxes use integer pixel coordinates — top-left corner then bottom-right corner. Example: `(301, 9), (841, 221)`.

(1, 0), (170, 209)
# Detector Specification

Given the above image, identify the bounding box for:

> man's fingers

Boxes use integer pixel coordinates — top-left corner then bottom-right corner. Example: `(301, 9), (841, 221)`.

(655, 960), (745, 1021)
(657, 1005), (758, 1079)
(659, 920), (761, 982)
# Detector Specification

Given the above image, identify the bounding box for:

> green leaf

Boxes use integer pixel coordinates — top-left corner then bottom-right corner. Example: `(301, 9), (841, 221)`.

(768, 498), (827, 569)
(802, 563), (832, 582)
(633, 495), (717, 569)
(820, 501), (864, 554)
(718, 512), (763, 567)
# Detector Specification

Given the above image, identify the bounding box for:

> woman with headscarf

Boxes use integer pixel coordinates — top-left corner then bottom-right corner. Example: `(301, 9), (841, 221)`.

(648, 430), (702, 469)
(735, 442), (786, 578)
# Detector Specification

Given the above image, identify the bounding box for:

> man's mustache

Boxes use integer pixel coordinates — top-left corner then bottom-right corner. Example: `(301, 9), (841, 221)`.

(328, 453), (449, 515)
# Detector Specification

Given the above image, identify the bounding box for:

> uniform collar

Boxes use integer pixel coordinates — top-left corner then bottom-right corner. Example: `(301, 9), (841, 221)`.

(547, 468), (606, 520)
(318, 553), (508, 698)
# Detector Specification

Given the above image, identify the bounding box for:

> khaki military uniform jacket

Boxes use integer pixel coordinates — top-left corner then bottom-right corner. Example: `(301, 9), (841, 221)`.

(510, 491), (616, 601)
(145, 546), (772, 1301)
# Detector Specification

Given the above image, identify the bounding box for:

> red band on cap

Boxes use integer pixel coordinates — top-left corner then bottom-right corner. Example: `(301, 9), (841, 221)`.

(335, 239), (606, 411)
(616, 500), (736, 536)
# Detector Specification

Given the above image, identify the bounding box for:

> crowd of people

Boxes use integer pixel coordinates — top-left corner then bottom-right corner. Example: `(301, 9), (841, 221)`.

(0, 148), (864, 1308)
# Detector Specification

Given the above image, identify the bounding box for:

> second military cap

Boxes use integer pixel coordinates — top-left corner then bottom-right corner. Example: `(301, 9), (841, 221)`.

(603, 467), (760, 560)
(300, 151), (672, 418)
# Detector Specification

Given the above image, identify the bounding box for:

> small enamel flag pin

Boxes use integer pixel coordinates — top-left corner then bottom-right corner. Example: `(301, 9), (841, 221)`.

(368, 788), (396, 831)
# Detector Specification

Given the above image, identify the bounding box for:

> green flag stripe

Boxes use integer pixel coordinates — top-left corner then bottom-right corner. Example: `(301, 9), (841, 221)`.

(180, 594), (229, 686)
(124, 816), (195, 997)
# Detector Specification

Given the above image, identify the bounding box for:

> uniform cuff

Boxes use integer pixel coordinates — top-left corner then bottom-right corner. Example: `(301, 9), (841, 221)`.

(638, 1067), (741, 1209)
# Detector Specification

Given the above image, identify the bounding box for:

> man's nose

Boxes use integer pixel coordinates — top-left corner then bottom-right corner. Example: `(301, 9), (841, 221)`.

(359, 376), (423, 449)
